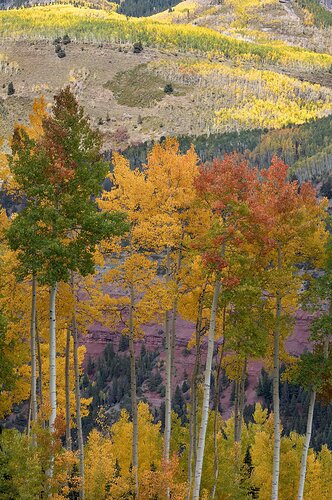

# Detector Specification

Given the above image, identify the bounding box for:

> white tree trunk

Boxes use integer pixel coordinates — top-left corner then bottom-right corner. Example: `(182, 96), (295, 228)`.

(170, 237), (183, 381)
(49, 283), (57, 433)
(187, 287), (205, 499)
(65, 328), (72, 451)
(193, 279), (221, 500)
(211, 335), (226, 500)
(272, 245), (282, 500)
(71, 273), (85, 499)
(297, 390), (316, 500)
(30, 274), (37, 444)
(271, 294), (281, 500)
(237, 363), (246, 442)
(297, 335), (329, 498)
(129, 283), (139, 498)
(164, 308), (172, 462)
(35, 318), (43, 413)
(234, 360), (247, 443)
(164, 246), (172, 463)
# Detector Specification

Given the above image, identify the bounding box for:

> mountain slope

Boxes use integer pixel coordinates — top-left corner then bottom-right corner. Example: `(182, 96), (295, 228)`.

(0, 1), (331, 169)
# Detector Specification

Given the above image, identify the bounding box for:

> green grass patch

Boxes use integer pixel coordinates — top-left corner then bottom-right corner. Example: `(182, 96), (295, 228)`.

(105, 64), (185, 107)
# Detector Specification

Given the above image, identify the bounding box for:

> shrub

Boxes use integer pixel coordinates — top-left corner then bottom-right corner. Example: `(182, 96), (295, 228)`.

(164, 83), (173, 94)
(148, 372), (162, 391)
(57, 49), (66, 58)
(54, 44), (62, 53)
(63, 34), (71, 45)
(133, 41), (143, 54)
(53, 36), (62, 45)
(7, 82), (15, 95)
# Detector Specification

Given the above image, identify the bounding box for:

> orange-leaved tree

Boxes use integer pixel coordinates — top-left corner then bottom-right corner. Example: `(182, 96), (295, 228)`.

(257, 158), (327, 500)
(192, 153), (262, 499)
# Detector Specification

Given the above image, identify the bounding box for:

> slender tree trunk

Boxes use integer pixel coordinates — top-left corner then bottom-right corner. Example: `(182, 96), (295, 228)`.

(193, 279), (221, 500)
(170, 234), (184, 381)
(27, 394), (31, 436)
(188, 386), (195, 499)
(71, 274), (84, 500)
(65, 328), (72, 451)
(234, 360), (247, 443)
(297, 336), (329, 499)
(171, 298), (178, 380)
(35, 317), (43, 410)
(49, 283), (58, 432)
(271, 292), (282, 500)
(297, 390), (316, 500)
(35, 317), (46, 429)
(237, 360), (247, 442)
(188, 338), (200, 500)
(234, 380), (240, 443)
(129, 283), (139, 498)
(211, 320), (226, 500)
(30, 275), (37, 445)
(164, 246), (172, 463)
(188, 285), (206, 499)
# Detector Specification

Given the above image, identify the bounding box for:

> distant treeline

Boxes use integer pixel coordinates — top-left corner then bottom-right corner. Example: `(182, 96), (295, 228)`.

(114, 114), (332, 187)
(115, 0), (180, 17)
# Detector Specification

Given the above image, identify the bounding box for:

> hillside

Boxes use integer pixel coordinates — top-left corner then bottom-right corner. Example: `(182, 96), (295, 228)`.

(1, 2), (332, 499)
(0, 1), (332, 169)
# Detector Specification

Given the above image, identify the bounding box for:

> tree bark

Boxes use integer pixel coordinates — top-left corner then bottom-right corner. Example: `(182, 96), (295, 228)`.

(237, 360), (247, 442)
(271, 292), (282, 500)
(234, 360), (247, 443)
(164, 246), (172, 463)
(170, 234), (184, 382)
(65, 328), (72, 451)
(27, 394), (31, 437)
(297, 336), (329, 499)
(171, 298), (178, 380)
(211, 319), (226, 500)
(271, 245), (282, 500)
(297, 390), (316, 500)
(35, 318), (43, 412)
(49, 282), (58, 433)
(234, 380), (240, 443)
(193, 279), (221, 500)
(30, 275), (37, 445)
(129, 283), (139, 498)
(188, 285), (207, 499)
(71, 274), (85, 499)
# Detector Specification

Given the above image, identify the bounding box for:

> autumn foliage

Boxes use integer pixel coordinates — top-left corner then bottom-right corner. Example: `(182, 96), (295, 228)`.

(0, 92), (331, 499)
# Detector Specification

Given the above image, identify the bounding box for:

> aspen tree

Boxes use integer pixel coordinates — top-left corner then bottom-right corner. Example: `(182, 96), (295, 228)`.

(291, 238), (332, 499)
(99, 152), (165, 496)
(192, 154), (260, 499)
(7, 89), (126, 493)
(258, 158), (327, 500)
(143, 138), (198, 466)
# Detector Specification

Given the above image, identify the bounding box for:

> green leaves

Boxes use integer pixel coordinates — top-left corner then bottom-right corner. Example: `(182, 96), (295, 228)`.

(7, 88), (127, 285)
(289, 351), (332, 395)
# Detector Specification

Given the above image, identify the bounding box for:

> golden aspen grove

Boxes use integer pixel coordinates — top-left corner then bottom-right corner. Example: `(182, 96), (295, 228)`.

(0, 0), (332, 498)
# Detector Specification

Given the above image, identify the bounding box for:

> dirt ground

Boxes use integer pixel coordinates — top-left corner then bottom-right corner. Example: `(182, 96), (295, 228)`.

(0, 39), (199, 148)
